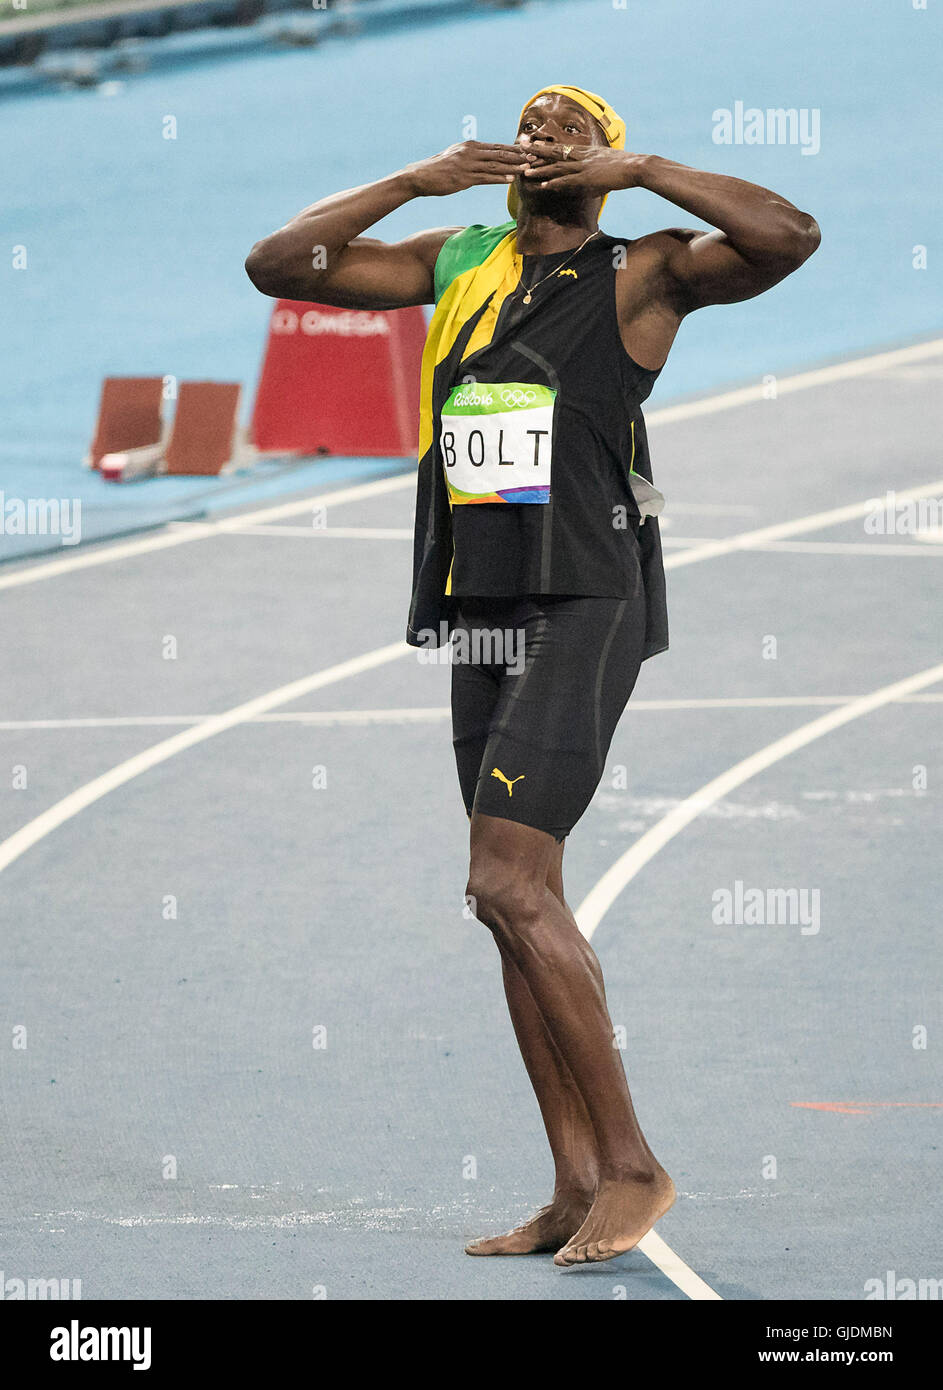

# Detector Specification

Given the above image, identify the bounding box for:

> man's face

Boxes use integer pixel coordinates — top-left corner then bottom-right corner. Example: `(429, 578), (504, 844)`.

(513, 94), (607, 211)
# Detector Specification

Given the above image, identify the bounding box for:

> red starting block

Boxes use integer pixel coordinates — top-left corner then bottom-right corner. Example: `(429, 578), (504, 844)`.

(163, 381), (242, 476)
(99, 381), (242, 481)
(87, 376), (165, 469)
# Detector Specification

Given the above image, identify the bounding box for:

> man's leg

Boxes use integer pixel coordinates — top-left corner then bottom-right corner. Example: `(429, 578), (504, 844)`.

(466, 811), (675, 1265)
(465, 839), (599, 1255)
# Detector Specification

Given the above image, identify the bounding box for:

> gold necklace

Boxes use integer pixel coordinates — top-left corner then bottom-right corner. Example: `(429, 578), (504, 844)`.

(519, 229), (599, 304)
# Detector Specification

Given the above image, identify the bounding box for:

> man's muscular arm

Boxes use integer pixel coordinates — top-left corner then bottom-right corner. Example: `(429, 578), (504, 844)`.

(627, 155), (821, 310)
(524, 145), (820, 310)
(245, 142), (532, 308)
(245, 172), (456, 308)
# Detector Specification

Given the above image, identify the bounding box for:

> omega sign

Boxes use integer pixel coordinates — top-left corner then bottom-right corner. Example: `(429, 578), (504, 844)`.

(270, 309), (391, 336)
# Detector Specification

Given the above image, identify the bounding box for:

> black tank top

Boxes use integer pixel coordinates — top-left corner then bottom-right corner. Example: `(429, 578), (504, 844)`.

(445, 232), (661, 597)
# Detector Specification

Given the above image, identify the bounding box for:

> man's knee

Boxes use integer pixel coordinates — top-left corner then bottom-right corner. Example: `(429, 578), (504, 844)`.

(465, 858), (544, 937)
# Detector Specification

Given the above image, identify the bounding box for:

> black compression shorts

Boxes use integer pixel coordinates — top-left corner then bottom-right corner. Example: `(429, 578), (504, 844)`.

(450, 590), (647, 841)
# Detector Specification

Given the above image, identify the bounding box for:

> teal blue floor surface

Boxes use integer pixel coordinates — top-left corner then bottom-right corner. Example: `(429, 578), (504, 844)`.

(2, 0), (941, 554)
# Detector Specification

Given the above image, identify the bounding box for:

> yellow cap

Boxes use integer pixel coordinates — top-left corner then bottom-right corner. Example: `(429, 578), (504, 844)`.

(508, 85), (626, 218)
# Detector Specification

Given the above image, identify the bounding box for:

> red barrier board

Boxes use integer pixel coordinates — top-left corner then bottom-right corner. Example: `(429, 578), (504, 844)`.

(250, 301), (427, 457)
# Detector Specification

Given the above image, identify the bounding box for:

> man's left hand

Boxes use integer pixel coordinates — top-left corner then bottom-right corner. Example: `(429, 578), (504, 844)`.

(522, 144), (644, 194)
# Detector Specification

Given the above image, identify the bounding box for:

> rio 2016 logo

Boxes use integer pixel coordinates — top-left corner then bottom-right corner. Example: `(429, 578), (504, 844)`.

(452, 387), (494, 408)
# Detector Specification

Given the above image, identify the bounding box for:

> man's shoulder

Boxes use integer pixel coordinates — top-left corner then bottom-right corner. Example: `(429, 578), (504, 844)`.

(433, 221), (517, 302)
(610, 227), (705, 262)
(442, 220), (517, 246)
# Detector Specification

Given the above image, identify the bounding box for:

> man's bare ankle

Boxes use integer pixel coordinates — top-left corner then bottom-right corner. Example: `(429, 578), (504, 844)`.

(597, 1162), (666, 1187)
(553, 1181), (596, 1207)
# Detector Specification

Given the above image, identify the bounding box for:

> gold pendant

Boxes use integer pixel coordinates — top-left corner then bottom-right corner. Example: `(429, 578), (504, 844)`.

(522, 292), (532, 304)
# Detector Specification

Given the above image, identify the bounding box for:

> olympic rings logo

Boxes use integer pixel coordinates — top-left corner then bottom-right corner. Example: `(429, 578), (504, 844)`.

(499, 387), (537, 408)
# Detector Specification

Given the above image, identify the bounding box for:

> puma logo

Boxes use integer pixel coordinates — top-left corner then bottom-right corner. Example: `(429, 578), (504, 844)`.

(491, 768), (525, 797)
(557, 268), (578, 280)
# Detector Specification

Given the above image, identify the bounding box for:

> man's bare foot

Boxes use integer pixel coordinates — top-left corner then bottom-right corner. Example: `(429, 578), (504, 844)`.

(553, 1168), (675, 1266)
(465, 1194), (592, 1256)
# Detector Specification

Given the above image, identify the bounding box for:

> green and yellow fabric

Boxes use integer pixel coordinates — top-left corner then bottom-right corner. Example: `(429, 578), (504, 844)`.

(407, 221), (521, 643)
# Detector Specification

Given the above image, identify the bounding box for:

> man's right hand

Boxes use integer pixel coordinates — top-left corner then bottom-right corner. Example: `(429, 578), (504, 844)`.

(405, 142), (534, 197)
(246, 142), (532, 309)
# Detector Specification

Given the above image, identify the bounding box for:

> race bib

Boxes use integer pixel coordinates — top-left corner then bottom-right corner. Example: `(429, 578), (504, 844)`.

(440, 382), (555, 504)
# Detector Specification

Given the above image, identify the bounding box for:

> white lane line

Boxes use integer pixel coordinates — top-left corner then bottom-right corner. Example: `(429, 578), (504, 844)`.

(6, 694), (943, 731)
(660, 501), (757, 516)
(216, 526), (943, 556)
(225, 523), (415, 540)
(225, 530), (943, 557)
(636, 1230), (722, 1301)
(664, 479), (943, 570)
(258, 707), (447, 722)
(626, 693), (943, 706)
(576, 659), (943, 937)
(663, 536), (943, 557)
(0, 642), (409, 876)
(0, 708), (448, 730)
(644, 336), (943, 426)
(737, 538), (943, 557)
(578, 658), (943, 1300)
(4, 336), (942, 592)
(0, 473), (416, 592)
(214, 525), (943, 558)
(0, 716), (204, 729)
